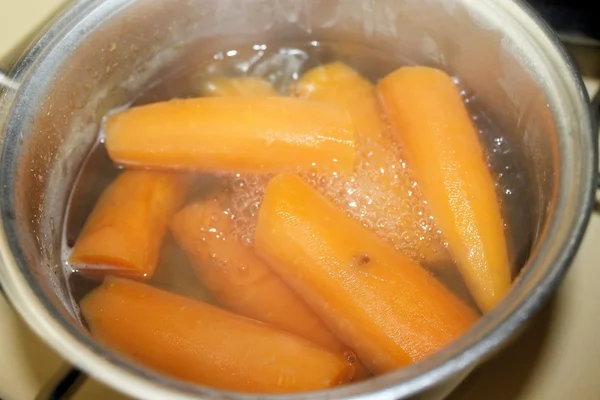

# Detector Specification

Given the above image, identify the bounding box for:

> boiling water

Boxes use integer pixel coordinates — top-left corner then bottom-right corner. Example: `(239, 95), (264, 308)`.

(62, 41), (533, 313)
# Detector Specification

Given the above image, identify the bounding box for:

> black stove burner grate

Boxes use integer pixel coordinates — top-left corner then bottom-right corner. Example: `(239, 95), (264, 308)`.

(527, 0), (600, 41)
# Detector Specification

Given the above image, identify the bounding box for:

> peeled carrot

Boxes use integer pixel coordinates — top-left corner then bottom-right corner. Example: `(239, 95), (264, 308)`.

(169, 198), (343, 349)
(295, 63), (383, 149)
(69, 170), (189, 280)
(254, 173), (478, 373)
(377, 67), (511, 312)
(105, 97), (356, 174)
(81, 277), (353, 393)
(200, 77), (278, 97)
(170, 198), (367, 378)
(294, 62), (450, 267)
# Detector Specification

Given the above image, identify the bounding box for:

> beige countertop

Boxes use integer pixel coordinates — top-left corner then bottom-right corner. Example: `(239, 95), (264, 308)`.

(1, 1), (600, 399)
(0, 1), (69, 69)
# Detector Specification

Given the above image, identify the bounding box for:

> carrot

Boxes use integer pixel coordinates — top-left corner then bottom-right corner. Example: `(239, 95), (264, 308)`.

(200, 77), (277, 97)
(377, 66), (511, 312)
(69, 170), (190, 280)
(294, 62), (450, 268)
(254, 173), (478, 373)
(81, 277), (353, 393)
(105, 97), (356, 174)
(170, 198), (368, 378)
(295, 63), (383, 149)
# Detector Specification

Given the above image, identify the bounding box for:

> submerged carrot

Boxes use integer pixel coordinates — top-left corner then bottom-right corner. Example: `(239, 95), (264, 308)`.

(170, 198), (367, 378)
(81, 277), (353, 393)
(169, 198), (343, 349)
(200, 77), (278, 97)
(105, 97), (356, 174)
(295, 63), (383, 148)
(377, 67), (511, 312)
(254, 174), (478, 373)
(294, 62), (450, 267)
(69, 170), (189, 280)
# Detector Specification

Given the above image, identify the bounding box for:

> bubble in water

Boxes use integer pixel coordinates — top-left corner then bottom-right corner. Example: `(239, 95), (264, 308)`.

(222, 174), (270, 245)
(222, 123), (444, 263)
(248, 47), (309, 93)
(344, 350), (357, 365)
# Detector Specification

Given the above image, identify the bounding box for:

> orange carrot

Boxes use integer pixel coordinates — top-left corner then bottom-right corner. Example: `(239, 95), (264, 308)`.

(69, 170), (189, 280)
(254, 173), (478, 373)
(170, 198), (367, 377)
(200, 77), (278, 97)
(377, 66), (511, 312)
(81, 277), (353, 393)
(295, 63), (383, 149)
(105, 97), (356, 174)
(294, 62), (450, 267)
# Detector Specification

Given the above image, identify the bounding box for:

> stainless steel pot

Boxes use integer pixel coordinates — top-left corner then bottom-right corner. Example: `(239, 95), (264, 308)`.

(0, 0), (596, 399)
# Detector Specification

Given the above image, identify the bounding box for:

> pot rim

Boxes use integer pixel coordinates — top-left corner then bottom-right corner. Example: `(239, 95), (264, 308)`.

(0, 0), (596, 399)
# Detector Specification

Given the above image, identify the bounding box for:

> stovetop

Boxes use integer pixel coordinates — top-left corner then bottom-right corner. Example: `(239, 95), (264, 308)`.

(1, 1), (599, 400)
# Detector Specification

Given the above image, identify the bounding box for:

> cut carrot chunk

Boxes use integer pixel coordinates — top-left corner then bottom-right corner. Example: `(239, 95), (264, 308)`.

(69, 170), (190, 280)
(295, 63), (384, 150)
(81, 277), (353, 393)
(200, 77), (278, 97)
(254, 173), (478, 373)
(377, 67), (511, 312)
(294, 62), (450, 267)
(105, 97), (356, 174)
(170, 198), (368, 378)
